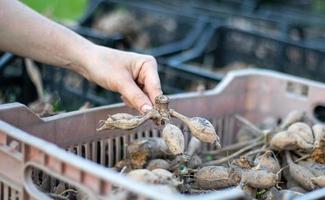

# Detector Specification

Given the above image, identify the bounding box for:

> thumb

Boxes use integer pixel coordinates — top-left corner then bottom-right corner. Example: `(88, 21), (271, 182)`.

(119, 78), (153, 113)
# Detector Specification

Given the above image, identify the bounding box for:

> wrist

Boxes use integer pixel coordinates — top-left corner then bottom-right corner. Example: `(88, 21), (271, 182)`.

(80, 45), (120, 74)
(68, 39), (98, 79)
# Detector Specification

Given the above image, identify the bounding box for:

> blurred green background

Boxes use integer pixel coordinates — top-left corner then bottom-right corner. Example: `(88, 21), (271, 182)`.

(313, 0), (325, 13)
(22, 0), (88, 22)
(22, 0), (325, 22)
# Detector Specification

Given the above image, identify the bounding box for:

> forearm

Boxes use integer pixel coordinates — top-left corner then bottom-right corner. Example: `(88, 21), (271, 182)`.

(0, 0), (93, 74)
(0, 0), (162, 112)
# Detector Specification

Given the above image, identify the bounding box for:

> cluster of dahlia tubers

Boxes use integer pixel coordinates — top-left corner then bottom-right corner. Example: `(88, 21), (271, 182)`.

(97, 95), (221, 155)
(97, 96), (325, 199)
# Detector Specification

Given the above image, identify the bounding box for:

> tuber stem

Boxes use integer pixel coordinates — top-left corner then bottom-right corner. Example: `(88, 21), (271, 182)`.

(243, 148), (266, 157)
(280, 110), (305, 130)
(169, 109), (191, 124)
(47, 193), (69, 200)
(279, 154), (310, 172)
(203, 135), (264, 155)
(235, 115), (263, 135)
(154, 95), (171, 125)
(59, 189), (77, 196)
(97, 109), (159, 131)
(25, 58), (44, 100)
(186, 137), (201, 156)
(203, 140), (264, 166)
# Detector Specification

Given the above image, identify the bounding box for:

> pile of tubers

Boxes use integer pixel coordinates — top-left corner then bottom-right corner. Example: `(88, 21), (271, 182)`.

(97, 98), (325, 200)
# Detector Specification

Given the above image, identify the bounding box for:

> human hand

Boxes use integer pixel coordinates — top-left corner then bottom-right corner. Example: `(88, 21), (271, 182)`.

(80, 45), (162, 113)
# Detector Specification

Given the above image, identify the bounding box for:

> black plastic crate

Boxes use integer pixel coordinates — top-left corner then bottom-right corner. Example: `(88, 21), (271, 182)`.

(167, 0), (324, 50)
(41, 64), (120, 109)
(187, 0), (257, 14)
(169, 24), (325, 82)
(0, 52), (119, 110)
(42, 61), (220, 109)
(0, 52), (220, 110)
(117, 0), (285, 40)
(255, 4), (325, 47)
(72, 26), (128, 48)
(256, 1), (323, 14)
(159, 60), (220, 93)
(0, 53), (39, 104)
(86, 0), (324, 51)
(0, 23), (128, 109)
(79, 0), (208, 58)
(125, 0), (257, 13)
(193, 6), (286, 37)
(199, 6), (306, 41)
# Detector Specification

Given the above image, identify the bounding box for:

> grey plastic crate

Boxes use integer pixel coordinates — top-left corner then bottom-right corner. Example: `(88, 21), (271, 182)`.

(0, 69), (325, 199)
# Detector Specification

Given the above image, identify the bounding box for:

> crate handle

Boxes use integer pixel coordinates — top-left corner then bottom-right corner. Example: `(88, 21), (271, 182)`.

(313, 104), (325, 123)
(24, 162), (101, 200)
(285, 81), (309, 98)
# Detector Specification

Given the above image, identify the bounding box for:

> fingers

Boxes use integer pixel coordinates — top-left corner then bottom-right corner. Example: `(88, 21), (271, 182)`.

(144, 65), (162, 104)
(120, 96), (133, 108)
(138, 56), (163, 104)
(118, 77), (153, 114)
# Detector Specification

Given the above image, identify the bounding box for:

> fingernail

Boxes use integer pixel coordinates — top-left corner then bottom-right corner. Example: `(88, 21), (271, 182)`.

(141, 104), (152, 113)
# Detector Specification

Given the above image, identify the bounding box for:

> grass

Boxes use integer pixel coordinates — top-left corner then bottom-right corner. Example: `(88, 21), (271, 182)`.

(22, 0), (88, 22)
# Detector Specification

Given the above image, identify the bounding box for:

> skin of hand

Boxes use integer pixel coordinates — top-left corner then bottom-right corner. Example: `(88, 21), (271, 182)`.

(82, 45), (162, 113)
(0, 0), (162, 113)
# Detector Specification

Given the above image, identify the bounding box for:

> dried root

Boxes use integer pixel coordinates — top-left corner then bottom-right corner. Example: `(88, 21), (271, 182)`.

(279, 110), (305, 130)
(241, 169), (278, 189)
(146, 159), (170, 171)
(170, 109), (220, 147)
(162, 123), (185, 155)
(127, 169), (160, 184)
(254, 150), (281, 174)
(97, 110), (158, 131)
(127, 138), (171, 168)
(285, 151), (315, 191)
(196, 166), (240, 189)
(270, 122), (314, 151)
(311, 176), (325, 187)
